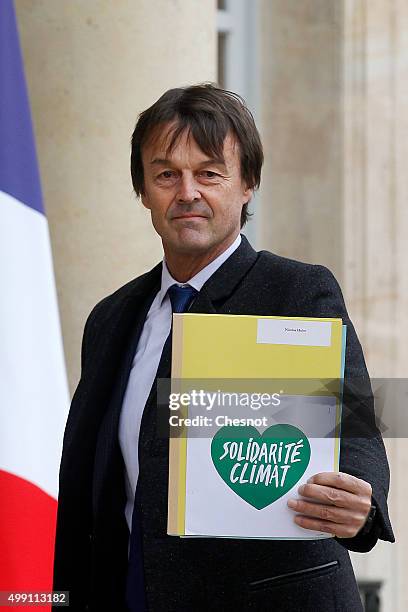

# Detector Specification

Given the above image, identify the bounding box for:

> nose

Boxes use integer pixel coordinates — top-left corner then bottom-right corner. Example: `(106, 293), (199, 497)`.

(176, 173), (201, 203)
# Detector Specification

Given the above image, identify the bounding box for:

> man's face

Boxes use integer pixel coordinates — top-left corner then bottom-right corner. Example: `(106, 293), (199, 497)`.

(140, 124), (253, 258)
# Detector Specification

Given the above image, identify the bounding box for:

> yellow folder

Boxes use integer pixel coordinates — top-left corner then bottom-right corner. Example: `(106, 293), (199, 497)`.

(168, 314), (345, 539)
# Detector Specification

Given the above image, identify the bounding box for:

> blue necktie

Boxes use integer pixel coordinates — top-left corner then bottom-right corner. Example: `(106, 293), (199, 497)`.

(125, 284), (197, 611)
(167, 284), (198, 314)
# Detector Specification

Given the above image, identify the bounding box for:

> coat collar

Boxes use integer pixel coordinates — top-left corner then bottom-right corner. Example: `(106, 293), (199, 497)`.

(193, 233), (258, 306)
(89, 234), (258, 380)
(125, 233), (258, 313)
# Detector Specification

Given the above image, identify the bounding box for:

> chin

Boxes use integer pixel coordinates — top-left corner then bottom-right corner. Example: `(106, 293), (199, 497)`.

(172, 229), (214, 253)
(176, 238), (211, 254)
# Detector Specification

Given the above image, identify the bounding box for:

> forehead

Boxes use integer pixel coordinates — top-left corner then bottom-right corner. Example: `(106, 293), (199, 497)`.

(141, 122), (240, 164)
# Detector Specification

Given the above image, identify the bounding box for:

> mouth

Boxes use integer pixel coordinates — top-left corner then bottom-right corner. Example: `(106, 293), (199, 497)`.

(172, 215), (208, 220)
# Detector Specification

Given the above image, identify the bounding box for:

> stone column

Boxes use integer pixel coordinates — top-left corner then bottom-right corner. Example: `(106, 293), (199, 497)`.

(15, 0), (216, 391)
(259, 0), (344, 280)
(343, 1), (408, 610)
(259, 2), (407, 609)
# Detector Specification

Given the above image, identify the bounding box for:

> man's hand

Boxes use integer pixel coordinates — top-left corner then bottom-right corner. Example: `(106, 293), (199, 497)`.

(287, 472), (372, 538)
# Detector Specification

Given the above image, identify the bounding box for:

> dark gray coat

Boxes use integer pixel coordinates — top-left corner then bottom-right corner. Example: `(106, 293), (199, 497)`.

(53, 235), (394, 611)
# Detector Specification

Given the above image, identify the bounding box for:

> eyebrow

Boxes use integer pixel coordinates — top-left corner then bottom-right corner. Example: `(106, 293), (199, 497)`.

(150, 157), (227, 169)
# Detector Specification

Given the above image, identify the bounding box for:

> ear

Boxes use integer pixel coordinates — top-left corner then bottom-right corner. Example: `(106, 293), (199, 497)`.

(140, 191), (151, 210)
(242, 185), (253, 204)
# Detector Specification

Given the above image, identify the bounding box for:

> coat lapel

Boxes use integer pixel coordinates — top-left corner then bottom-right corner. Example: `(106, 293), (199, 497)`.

(194, 234), (258, 308)
(90, 265), (163, 517)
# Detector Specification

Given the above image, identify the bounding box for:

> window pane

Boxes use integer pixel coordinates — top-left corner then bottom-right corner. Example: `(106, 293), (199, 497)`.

(217, 33), (226, 88)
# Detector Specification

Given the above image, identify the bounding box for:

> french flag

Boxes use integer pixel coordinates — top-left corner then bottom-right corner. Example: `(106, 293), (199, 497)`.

(0, 0), (69, 606)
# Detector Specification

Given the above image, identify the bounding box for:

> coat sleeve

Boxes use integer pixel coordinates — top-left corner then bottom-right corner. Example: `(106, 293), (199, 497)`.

(52, 304), (100, 603)
(53, 294), (117, 607)
(298, 264), (395, 553)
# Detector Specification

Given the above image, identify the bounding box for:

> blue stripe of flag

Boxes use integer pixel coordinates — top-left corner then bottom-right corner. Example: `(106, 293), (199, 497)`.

(0, 0), (44, 215)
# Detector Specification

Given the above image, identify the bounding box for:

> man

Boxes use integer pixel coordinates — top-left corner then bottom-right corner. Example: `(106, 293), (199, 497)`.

(53, 84), (394, 611)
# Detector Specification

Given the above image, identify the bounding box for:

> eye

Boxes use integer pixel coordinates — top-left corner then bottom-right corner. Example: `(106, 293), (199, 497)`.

(200, 171), (219, 179)
(159, 170), (175, 179)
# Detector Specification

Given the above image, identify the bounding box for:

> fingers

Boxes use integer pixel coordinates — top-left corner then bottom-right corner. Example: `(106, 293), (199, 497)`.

(307, 472), (372, 497)
(287, 471), (373, 538)
(287, 498), (368, 530)
(293, 515), (361, 538)
(296, 483), (370, 514)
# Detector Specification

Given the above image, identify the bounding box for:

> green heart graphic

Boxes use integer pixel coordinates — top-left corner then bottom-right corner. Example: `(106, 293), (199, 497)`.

(211, 424), (311, 510)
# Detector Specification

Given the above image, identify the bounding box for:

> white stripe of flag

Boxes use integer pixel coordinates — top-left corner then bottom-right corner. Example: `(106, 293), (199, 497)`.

(0, 0), (69, 600)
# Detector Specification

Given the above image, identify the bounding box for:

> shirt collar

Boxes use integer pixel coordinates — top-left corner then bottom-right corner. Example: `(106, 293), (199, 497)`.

(158, 233), (242, 305)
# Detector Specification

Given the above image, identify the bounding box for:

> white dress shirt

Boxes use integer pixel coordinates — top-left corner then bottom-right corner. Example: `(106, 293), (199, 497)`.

(119, 233), (242, 531)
